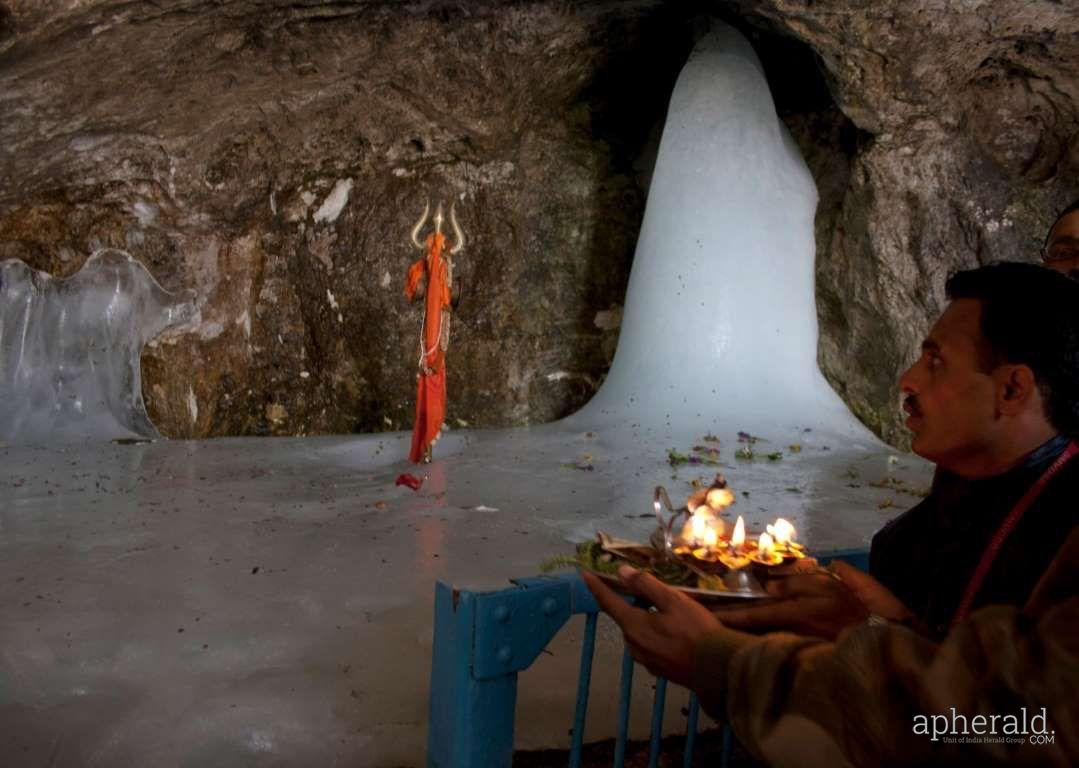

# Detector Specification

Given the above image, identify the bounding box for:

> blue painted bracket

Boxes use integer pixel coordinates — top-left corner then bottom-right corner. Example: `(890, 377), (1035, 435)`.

(427, 573), (595, 768)
(473, 574), (597, 679)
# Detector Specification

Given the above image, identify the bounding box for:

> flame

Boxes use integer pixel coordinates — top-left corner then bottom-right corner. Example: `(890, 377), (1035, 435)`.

(758, 531), (775, 556)
(683, 508), (725, 549)
(682, 508), (708, 544)
(771, 518), (795, 546)
(690, 513), (709, 542)
(706, 487), (735, 510)
(731, 516), (745, 548)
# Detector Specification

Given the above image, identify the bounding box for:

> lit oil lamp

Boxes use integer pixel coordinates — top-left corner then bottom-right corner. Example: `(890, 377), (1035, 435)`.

(675, 506), (725, 561)
(717, 515), (750, 569)
(692, 526), (720, 562)
(765, 517), (806, 560)
(680, 507), (726, 545)
(660, 478), (810, 579)
(731, 515), (746, 548)
(749, 531), (784, 566)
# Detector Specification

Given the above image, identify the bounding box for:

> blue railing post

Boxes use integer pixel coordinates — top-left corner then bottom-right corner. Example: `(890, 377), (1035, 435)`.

(427, 574), (595, 767)
(613, 647), (635, 767)
(427, 583), (518, 768)
(647, 677), (668, 768)
(683, 694), (700, 768)
(569, 612), (599, 767)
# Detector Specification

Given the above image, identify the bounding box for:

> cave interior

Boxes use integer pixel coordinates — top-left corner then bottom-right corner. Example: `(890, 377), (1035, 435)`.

(1, 0), (1076, 765)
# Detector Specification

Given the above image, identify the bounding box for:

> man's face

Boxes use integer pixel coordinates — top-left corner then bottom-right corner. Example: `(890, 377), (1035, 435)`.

(899, 299), (999, 468)
(1045, 210), (1079, 279)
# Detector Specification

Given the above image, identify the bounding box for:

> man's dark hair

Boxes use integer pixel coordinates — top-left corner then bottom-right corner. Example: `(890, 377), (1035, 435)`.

(1045, 198), (1079, 248)
(946, 262), (1079, 437)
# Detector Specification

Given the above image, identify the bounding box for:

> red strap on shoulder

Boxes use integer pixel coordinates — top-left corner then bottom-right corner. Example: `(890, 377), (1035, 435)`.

(950, 441), (1078, 627)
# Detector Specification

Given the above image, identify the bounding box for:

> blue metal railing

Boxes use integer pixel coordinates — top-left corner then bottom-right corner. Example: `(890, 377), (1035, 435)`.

(569, 610), (598, 763)
(612, 647), (636, 767)
(426, 547), (870, 767)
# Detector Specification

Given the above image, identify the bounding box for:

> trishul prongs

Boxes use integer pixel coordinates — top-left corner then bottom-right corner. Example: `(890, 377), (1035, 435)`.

(409, 199), (465, 254)
(449, 202), (465, 255)
(410, 200), (430, 250)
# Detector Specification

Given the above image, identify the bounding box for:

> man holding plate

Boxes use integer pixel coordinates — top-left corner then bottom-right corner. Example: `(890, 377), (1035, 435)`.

(584, 262), (1079, 766)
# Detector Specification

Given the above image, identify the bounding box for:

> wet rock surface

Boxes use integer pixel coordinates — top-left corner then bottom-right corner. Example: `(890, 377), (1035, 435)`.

(1, 1), (1076, 444)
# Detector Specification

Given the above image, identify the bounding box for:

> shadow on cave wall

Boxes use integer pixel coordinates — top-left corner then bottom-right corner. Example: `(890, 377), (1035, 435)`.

(557, 5), (700, 420)
(736, 16), (878, 421)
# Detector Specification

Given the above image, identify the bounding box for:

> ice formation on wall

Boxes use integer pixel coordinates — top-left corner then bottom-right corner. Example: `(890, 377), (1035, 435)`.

(0, 249), (194, 443)
(579, 24), (875, 441)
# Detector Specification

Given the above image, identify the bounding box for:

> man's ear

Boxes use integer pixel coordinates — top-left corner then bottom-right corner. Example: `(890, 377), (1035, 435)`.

(995, 364), (1039, 415)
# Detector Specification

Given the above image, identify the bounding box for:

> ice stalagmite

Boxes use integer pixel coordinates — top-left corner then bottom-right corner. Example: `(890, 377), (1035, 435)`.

(0, 249), (194, 443)
(580, 23), (875, 443)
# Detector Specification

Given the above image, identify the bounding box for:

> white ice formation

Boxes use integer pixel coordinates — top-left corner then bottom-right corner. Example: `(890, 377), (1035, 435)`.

(578, 24), (875, 443)
(0, 249), (194, 443)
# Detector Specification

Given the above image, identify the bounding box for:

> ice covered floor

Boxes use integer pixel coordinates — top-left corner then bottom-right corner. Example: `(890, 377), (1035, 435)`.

(0, 422), (931, 766)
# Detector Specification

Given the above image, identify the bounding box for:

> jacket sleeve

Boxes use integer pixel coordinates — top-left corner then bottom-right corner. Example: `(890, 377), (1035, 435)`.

(692, 597), (1079, 768)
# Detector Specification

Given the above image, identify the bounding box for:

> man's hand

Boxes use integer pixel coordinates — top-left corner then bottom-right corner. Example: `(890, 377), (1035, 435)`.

(581, 566), (723, 687)
(828, 561), (912, 620)
(712, 562), (912, 640)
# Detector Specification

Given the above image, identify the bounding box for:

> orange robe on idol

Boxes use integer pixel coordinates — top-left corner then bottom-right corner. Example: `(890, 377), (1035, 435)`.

(404, 232), (451, 463)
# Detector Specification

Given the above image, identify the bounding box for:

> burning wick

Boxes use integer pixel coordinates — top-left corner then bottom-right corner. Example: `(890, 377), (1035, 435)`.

(692, 525), (721, 561)
(771, 518), (795, 546)
(765, 517), (805, 558)
(751, 531), (783, 566)
(682, 507), (725, 548)
(758, 532), (774, 554)
(731, 516), (746, 550)
(690, 513), (710, 542)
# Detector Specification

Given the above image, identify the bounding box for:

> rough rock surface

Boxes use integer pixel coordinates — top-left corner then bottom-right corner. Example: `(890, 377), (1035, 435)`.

(733, 0), (1079, 445)
(0, 1), (681, 437)
(1, 1), (1077, 445)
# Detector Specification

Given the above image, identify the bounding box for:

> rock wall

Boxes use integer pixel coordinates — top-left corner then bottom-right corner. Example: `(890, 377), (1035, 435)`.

(0, 1), (683, 437)
(1, 0), (1076, 445)
(731, 0), (1079, 445)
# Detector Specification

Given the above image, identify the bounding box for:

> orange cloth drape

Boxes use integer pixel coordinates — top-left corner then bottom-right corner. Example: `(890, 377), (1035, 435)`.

(405, 232), (451, 463)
